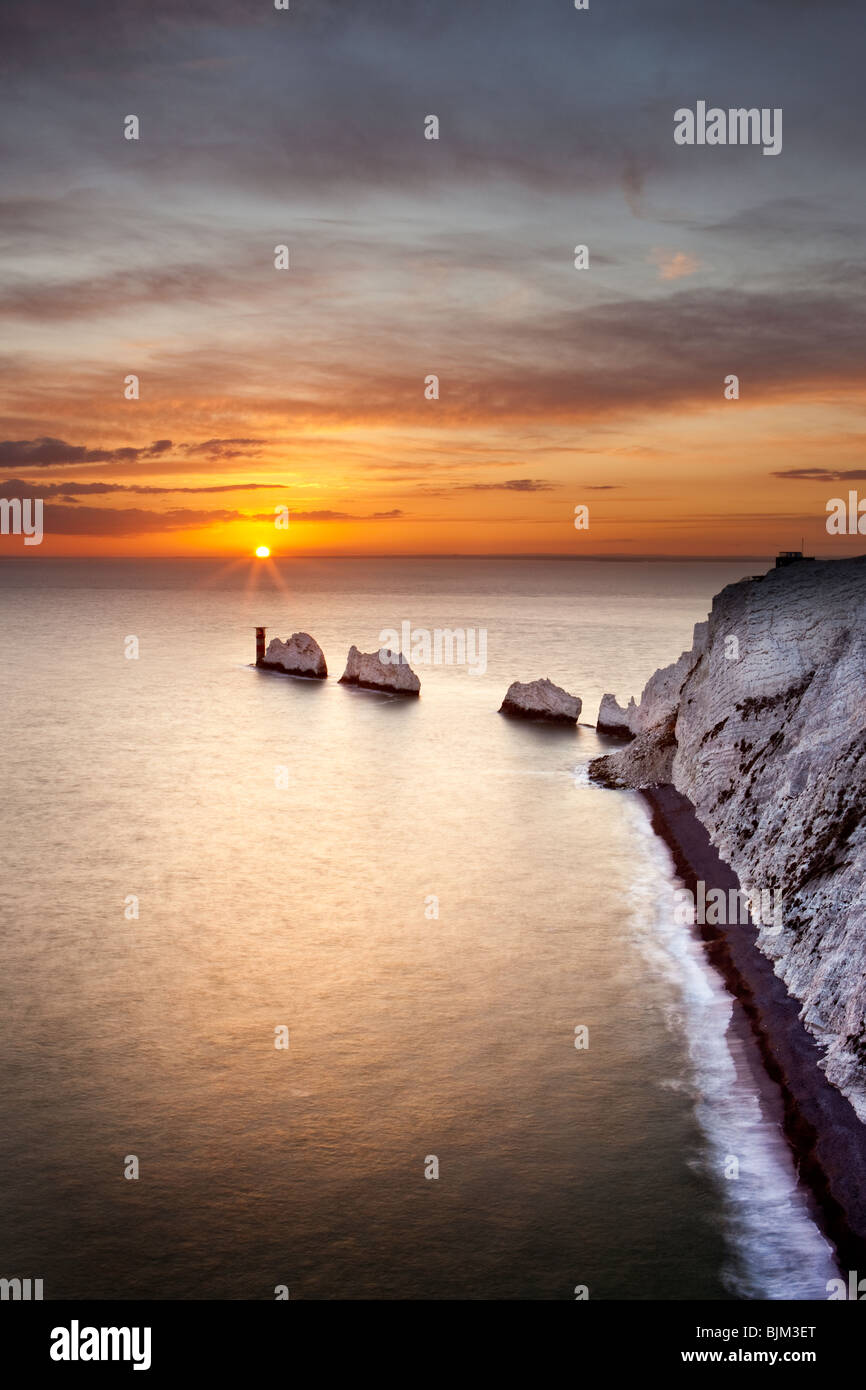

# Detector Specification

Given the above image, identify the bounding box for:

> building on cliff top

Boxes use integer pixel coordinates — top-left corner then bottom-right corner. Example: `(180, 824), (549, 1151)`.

(775, 550), (815, 568)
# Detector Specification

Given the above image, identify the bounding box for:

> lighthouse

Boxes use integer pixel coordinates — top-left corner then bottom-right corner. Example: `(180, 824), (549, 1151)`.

(255, 627), (267, 665)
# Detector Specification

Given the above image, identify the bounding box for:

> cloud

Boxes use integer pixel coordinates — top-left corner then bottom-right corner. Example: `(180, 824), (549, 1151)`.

(621, 158), (649, 218)
(14, 273), (860, 442)
(772, 468), (866, 481)
(0, 438), (174, 467)
(3, 267), (865, 473)
(181, 439), (266, 458)
(455, 479), (554, 492)
(1, 0), (865, 558)
(0, 494), (406, 537)
(251, 508), (405, 522)
(5, 0), (860, 219)
(0, 437), (269, 468)
(0, 265), (237, 322)
(0, 478), (289, 498)
(33, 506), (246, 537)
(648, 249), (703, 281)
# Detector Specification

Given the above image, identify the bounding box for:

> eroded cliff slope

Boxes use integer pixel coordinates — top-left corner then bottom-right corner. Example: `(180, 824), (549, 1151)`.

(591, 556), (866, 1117)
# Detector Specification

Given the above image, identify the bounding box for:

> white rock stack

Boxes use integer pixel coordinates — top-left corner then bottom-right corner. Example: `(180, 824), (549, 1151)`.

(260, 632), (328, 679)
(596, 693), (635, 739)
(590, 555), (866, 1119)
(499, 677), (582, 724)
(339, 645), (421, 695)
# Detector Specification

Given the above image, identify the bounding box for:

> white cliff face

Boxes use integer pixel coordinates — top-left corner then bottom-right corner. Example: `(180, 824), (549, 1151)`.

(632, 624), (710, 735)
(339, 645), (421, 694)
(591, 557), (866, 1118)
(261, 632), (327, 678)
(500, 678), (582, 723)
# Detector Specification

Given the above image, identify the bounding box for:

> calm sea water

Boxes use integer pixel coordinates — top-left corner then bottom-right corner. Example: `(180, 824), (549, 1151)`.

(0, 557), (837, 1299)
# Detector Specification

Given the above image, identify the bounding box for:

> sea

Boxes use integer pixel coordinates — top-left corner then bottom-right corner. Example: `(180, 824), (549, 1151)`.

(0, 556), (838, 1299)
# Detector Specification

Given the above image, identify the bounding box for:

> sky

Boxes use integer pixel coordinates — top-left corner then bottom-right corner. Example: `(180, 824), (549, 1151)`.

(1, 0), (865, 558)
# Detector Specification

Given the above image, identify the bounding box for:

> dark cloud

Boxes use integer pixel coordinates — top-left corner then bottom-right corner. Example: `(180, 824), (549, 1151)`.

(2, 0), (863, 207)
(251, 509), (405, 522)
(0, 438), (269, 468)
(772, 468), (866, 481)
(0, 438), (173, 467)
(0, 265), (235, 322)
(3, 267), (865, 454)
(455, 479), (554, 492)
(25, 274), (862, 436)
(33, 506), (246, 537)
(181, 439), (267, 459)
(0, 478), (289, 498)
(699, 198), (845, 238)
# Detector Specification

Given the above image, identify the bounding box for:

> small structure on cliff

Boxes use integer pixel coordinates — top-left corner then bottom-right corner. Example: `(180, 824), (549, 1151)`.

(775, 550), (815, 568)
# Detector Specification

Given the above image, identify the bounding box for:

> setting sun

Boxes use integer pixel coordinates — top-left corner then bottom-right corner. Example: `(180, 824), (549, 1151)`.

(255, 545), (270, 558)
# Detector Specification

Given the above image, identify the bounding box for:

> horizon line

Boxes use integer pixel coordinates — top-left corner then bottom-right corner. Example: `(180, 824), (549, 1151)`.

(1, 552), (856, 564)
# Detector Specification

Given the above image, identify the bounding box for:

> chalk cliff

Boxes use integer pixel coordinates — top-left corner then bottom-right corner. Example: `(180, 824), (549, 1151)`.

(500, 678), (582, 724)
(260, 632), (327, 678)
(590, 556), (866, 1118)
(596, 693), (635, 739)
(339, 646), (421, 695)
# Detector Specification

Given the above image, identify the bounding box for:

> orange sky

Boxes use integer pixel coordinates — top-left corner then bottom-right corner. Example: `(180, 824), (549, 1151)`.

(5, 388), (866, 559)
(2, 0), (865, 560)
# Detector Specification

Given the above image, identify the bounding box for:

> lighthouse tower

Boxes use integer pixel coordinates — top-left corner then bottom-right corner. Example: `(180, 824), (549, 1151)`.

(255, 627), (267, 665)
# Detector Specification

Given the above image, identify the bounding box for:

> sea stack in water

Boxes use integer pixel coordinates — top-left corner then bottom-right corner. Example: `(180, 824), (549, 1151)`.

(259, 632), (328, 679)
(596, 693), (636, 739)
(499, 678), (582, 724)
(339, 645), (421, 695)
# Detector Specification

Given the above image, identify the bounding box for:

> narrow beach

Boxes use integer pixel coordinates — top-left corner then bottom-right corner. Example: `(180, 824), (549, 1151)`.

(643, 784), (866, 1278)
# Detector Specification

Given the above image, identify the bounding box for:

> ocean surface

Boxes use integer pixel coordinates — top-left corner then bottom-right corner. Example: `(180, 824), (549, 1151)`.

(0, 556), (838, 1299)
